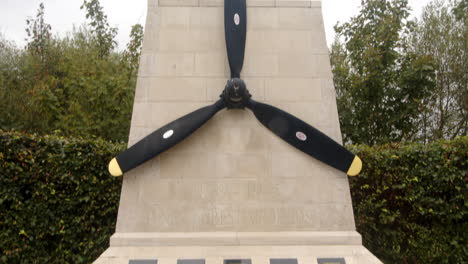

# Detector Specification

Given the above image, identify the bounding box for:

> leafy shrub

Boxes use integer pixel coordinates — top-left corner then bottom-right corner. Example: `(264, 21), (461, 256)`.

(0, 130), (124, 263)
(349, 137), (467, 263)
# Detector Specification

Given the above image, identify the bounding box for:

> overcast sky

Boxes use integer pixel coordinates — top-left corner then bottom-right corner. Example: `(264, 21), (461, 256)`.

(0, 0), (433, 49)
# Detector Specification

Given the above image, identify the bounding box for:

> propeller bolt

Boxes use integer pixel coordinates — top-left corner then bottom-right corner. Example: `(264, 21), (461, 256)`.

(221, 78), (251, 109)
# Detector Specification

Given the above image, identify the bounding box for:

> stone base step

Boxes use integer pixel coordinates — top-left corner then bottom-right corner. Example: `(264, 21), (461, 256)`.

(93, 245), (382, 264)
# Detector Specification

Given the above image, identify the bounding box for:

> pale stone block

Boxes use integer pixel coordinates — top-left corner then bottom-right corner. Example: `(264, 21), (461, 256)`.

(245, 31), (270, 52)
(276, 0), (311, 8)
(246, 30), (316, 53)
(315, 53), (334, 78)
(320, 78), (337, 101)
(275, 207), (321, 228)
(190, 7), (224, 30)
(310, 0), (322, 8)
(249, 0), (276, 7)
(195, 52), (229, 77)
(278, 52), (316, 77)
(147, 77), (206, 102)
(158, 29), (225, 52)
(205, 78), (227, 101)
(130, 102), (153, 127)
(278, 8), (323, 30)
(247, 8), (279, 30)
(199, 0), (223, 6)
(270, 151), (330, 179)
(265, 78), (321, 102)
(237, 207), (277, 229)
(202, 127), (271, 154)
(139, 53), (195, 77)
(158, 29), (192, 51)
(145, 2), (160, 27)
(310, 31), (329, 52)
(214, 152), (270, 178)
(259, 177), (330, 204)
(159, 151), (212, 178)
(273, 30), (314, 51)
(318, 204), (356, 231)
(134, 78), (149, 103)
(159, 7), (191, 29)
(183, 179), (259, 202)
(141, 28), (160, 54)
(244, 77), (266, 100)
(159, 0), (199, 7)
(194, 204), (237, 230)
(251, 257), (269, 264)
(243, 52), (279, 77)
(329, 177), (353, 204)
(108, 233), (366, 248)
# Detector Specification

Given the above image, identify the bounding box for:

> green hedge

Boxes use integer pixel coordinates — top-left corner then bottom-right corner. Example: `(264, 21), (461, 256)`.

(349, 137), (467, 263)
(0, 130), (124, 263)
(0, 131), (466, 263)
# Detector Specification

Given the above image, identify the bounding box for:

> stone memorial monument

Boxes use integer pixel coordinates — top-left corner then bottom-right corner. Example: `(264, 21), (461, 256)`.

(94, 0), (382, 263)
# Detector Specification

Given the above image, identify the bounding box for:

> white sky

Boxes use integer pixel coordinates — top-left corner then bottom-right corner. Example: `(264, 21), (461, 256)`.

(0, 0), (433, 49)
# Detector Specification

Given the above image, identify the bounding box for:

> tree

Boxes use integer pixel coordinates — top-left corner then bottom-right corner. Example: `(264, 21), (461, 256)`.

(22, 2), (63, 132)
(0, 2), (139, 142)
(331, 0), (435, 145)
(123, 24), (144, 81)
(25, 2), (51, 60)
(409, 0), (467, 141)
(453, 0), (467, 21)
(81, 0), (117, 58)
(0, 36), (23, 129)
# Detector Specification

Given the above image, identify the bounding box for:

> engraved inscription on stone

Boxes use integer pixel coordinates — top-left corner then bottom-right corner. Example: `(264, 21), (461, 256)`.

(129, 260), (157, 264)
(224, 259), (252, 264)
(197, 205), (235, 227)
(178, 259), (205, 264)
(317, 258), (346, 264)
(270, 258), (298, 264)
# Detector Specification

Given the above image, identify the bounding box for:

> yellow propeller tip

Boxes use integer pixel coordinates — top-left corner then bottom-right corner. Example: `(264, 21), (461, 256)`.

(347, 156), (362, 177)
(109, 158), (123, 177)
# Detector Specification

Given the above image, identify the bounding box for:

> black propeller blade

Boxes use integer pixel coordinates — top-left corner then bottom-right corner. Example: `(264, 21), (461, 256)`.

(109, 0), (362, 177)
(109, 100), (225, 176)
(246, 99), (362, 176)
(224, 0), (246, 78)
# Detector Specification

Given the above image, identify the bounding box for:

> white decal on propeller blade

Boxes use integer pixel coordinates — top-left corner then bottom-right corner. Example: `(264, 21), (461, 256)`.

(163, 130), (174, 139)
(234, 13), (240, 26)
(296, 131), (307, 141)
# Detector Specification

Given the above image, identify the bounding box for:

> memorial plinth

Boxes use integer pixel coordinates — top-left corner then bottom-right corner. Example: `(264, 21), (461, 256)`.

(94, 0), (382, 263)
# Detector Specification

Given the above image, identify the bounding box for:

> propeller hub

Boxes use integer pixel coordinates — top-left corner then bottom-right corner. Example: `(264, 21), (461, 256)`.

(221, 78), (251, 109)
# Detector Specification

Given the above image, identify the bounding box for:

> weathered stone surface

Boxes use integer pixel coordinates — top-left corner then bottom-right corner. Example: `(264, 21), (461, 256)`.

(121, 0), (354, 236)
(94, 0), (381, 262)
(116, 0), (356, 233)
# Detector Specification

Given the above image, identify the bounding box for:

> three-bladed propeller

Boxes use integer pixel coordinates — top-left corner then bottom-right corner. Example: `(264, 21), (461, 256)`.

(108, 0), (362, 177)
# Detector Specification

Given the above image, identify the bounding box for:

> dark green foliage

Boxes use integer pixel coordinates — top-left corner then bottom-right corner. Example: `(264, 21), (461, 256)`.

(81, 0), (118, 58)
(332, 0), (436, 145)
(0, 1), (142, 142)
(0, 130), (124, 263)
(349, 136), (467, 263)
